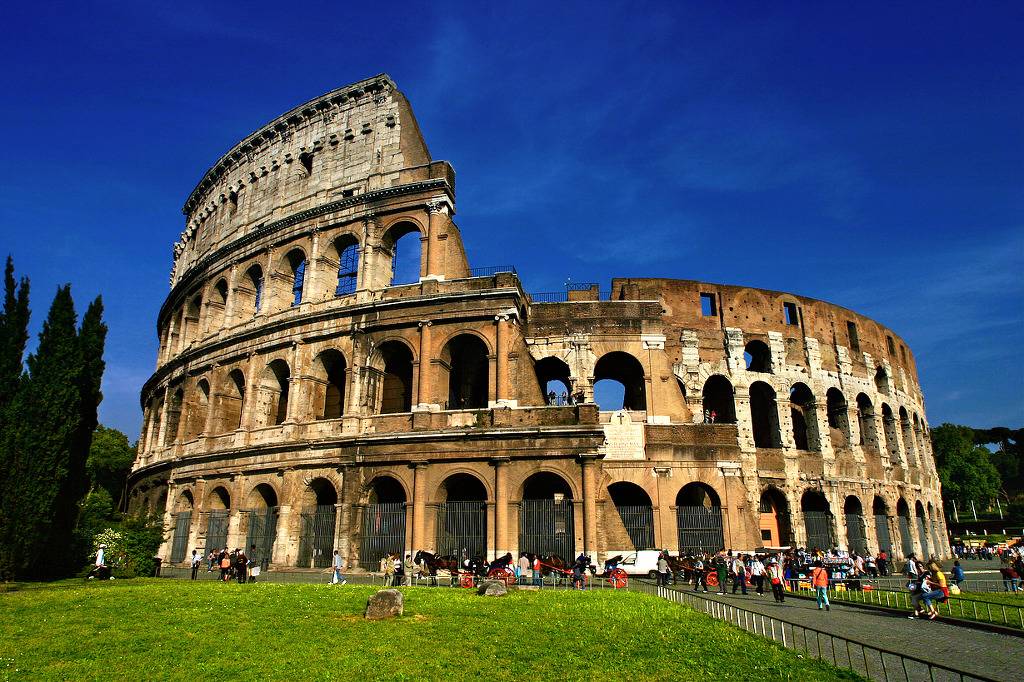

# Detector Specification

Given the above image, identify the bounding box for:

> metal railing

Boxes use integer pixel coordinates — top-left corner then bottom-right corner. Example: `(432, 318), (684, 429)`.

(633, 581), (997, 682)
(467, 265), (517, 277)
(789, 584), (1024, 630)
(528, 290), (614, 303)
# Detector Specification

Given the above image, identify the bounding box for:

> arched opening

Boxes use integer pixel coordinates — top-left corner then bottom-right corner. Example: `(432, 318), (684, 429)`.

(170, 490), (194, 563)
(333, 234), (360, 296)
(749, 381), (781, 448)
(183, 293), (202, 346)
(593, 351), (646, 411)
(844, 495), (868, 555)
(244, 484), (279, 569)
(676, 483), (725, 554)
(520, 472), (575, 559)
(205, 486), (231, 554)
(184, 379), (210, 440)
(927, 502), (940, 557)
(702, 375), (736, 423)
(279, 248), (307, 308)
(759, 488), (791, 547)
(535, 356), (571, 405)
(896, 498), (913, 559)
(298, 478), (338, 568)
(384, 222), (422, 286)
(359, 476), (407, 569)
(744, 340), (772, 373)
(881, 403), (900, 463)
(255, 359), (290, 427)
(436, 473), (488, 559)
(608, 482), (655, 550)
(872, 496), (891, 554)
(801, 490), (834, 551)
(237, 264), (264, 317)
(856, 393), (877, 450)
(312, 349), (347, 420)
(164, 387), (184, 445)
(915, 501), (930, 559)
(371, 341), (413, 414)
(442, 334), (489, 410)
(207, 279), (228, 332)
(826, 388), (850, 449)
(219, 369), (245, 434)
(789, 382), (819, 451)
(874, 366), (890, 395)
(899, 406), (917, 466)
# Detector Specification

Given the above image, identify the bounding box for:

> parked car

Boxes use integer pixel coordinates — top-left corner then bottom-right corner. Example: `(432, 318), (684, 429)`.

(617, 550), (662, 578)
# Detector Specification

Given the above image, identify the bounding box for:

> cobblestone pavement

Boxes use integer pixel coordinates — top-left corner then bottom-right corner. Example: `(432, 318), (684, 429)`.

(665, 585), (1021, 681)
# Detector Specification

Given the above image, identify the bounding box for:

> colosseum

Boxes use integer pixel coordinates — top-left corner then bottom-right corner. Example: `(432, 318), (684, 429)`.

(129, 74), (948, 571)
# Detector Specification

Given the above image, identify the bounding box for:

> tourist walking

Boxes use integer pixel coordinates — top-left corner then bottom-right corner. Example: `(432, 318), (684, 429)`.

(657, 553), (670, 587)
(810, 561), (830, 611)
(332, 550), (347, 585)
(692, 557), (708, 592)
(219, 548), (231, 582)
(234, 548), (248, 584)
(767, 560), (785, 603)
(749, 556), (765, 595)
(715, 556), (728, 595)
(878, 550), (888, 576)
(190, 549), (201, 580)
(518, 553), (532, 585)
(403, 553), (415, 586)
(730, 554), (748, 595)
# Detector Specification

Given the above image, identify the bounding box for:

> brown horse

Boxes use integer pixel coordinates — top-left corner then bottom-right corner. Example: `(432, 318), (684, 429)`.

(414, 550), (460, 575)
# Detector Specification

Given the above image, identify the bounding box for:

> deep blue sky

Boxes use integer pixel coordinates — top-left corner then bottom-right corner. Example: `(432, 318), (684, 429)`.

(1, 2), (1021, 440)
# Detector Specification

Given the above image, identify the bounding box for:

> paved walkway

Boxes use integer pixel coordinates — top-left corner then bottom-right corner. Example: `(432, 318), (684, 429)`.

(663, 585), (1021, 681)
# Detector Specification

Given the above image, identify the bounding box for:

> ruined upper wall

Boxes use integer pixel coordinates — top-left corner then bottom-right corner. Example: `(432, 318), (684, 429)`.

(169, 74), (433, 286)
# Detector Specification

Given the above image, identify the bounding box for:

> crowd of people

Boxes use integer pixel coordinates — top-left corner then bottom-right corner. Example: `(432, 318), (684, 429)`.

(191, 546), (263, 583)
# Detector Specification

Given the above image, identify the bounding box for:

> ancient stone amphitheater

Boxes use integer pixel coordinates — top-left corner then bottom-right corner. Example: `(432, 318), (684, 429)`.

(130, 75), (947, 570)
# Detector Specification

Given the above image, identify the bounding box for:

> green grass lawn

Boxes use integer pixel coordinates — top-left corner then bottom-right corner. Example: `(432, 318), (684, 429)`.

(0, 580), (860, 680)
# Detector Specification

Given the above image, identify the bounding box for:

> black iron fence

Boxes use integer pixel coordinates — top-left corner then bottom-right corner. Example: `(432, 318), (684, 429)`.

(676, 506), (724, 554)
(436, 501), (487, 558)
(803, 511), (836, 550)
(359, 502), (406, 570)
(245, 507), (278, 569)
(615, 504), (655, 550)
(204, 510), (229, 554)
(170, 511), (191, 562)
(297, 505), (336, 569)
(467, 265), (517, 277)
(846, 513), (869, 556)
(519, 499), (575, 559)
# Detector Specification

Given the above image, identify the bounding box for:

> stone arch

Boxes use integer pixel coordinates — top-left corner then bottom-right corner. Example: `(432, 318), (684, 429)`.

(245, 482), (279, 509)
(206, 278), (229, 332)
(801, 489), (834, 550)
(873, 495), (892, 554)
(843, 495), (868, 555)
(183, 378), (210, 440)
(358, 474), (408, 570)
(759, 486), (792, 547)
(365, 474), (409, 504)
(899, 406), (917, 466)
(608, 481), (655, 551)
(593, 351), (646, 411)
(535, 356), (571, 403)
(521, 471), (575, 500)
(276, 247), (307, 309)
(874, 366), (890, 395)
(218, 368), (246, 433)
(826, 388), (851, 449)
(332, 233), (360, 296)
(744, 340), (772, 373)
(856, 393), (877, 450)
(382, 220), (423, 286)
(164, 386), (184, 445)
(236, 263), (264, 317)
(208, 486), (231, 510)
(436, 472), (489, 502)
(296, 477), (338, 569)
(182, 292), (203, 346)
(369, 340), (414, 414)
(702, 374), (736, 423)
(915, 500), (931, 558)
(896, 497), (914, 558)
(881, 403), (900, 462)
(255, 358), (291, 427)
(749, 381), (781, 448)
(789, 382), (819, 451)
(436, 472), (488, 559)
(174, 489), (195, 512)
(440, 333), (490, 409)
(520, 471), (575, 559)
(312, 348), (347, 420)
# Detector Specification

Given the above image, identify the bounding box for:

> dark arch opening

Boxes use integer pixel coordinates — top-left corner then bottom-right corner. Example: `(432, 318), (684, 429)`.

(535, 356), (571, 405)
(874, 366), (890, 395)
(801, 489), (834, 551)
(844, 495), (868, 554)
(307, 478), (339, 506)
(437, 474), (487, 560)
(873, 495), (892, 553)
(184, 379), (210, 440)
(298, 479), (337, 569)
(165, 387), (184, 445)
(789, 382), (817, 451)
(246, 483), (279, 509)
(385, 222), (422, 286)
(369, 476), (406, 504)
(594, 351), (646, 411)
(676, 483), (723, 554)
(314, 349), (347, 419)
(283, 249), (306, 307)
(205, 486), (231, 553)
(609, 481), (653, 507)
(220, 369), (245, 433)
(376, 341), (413, 414)
(334, 234), (360, 296)
(209, 486), (231, 510)
(750, 381), (781, 448)
(523, 472), (573, 500)
(744, 340), (771, 372)
(259, 359), (291, 426)
(442, 473), (487, 501)
(520, 472), (575, 558)
(609, 482), (654, 550)
(443, 334), (489, 409)
(245, 264), (264, 313)
(759, 487), (791, 547)
(856, 393), (876, 448)
(826, 388), (850, 448)
(702, 375), (736, 423)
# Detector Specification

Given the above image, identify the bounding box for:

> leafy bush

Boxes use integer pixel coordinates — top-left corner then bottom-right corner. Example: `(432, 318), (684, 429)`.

(88, 515), (164, 578)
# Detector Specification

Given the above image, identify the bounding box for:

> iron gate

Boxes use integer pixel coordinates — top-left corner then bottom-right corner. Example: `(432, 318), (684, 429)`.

(874, 514), (891, 554)
(205, 510), (229, 554)
(519, 499), (575, 559)
(803, 511), (835, 551)
(844, 513), (868, 555)
(297, 505), (336, 568)
(436, 501), (486, 559)
(917, 516), (930, 558)
(359, 502), (406, 570)
(245, 507), (278, 569)
(170, 511), (191, 563)
(614, 504), (655, 550)
(676, 506), (724, 554)
(898, 514), (913, 558)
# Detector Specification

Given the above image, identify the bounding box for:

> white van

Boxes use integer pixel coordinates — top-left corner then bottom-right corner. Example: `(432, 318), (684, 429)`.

(616, 550), (662, 578)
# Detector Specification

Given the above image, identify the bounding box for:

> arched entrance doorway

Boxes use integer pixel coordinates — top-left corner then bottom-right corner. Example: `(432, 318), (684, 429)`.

(359, 476), (407, 569)
(844, 495), (868, 555)
(915, 501), (930, 558)
(297, 479), (337, 568)
(593, 352), (646, 411)
(759, 488), (791, 547)
(244, 484), (279, 569)
(436, 474), (488, 560)
(801, 490), (835, 551)
(170, 491), (194, 563)
(676, 483), (725, 554)
(205, 486), (231, 554)
(442, 334), (489, 409)
(897, 498), (913, 559)
(873, 496), (892, 554)
(608, 482), (655, 550)
(519, 473), (575, 559)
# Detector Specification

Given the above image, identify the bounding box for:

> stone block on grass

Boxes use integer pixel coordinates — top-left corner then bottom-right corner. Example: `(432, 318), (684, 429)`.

(365, 589), (404, 619)
(477, 580), (508, 597)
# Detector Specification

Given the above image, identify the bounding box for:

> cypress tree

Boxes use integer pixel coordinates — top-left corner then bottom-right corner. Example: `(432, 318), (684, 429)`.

(0, 257), (30, 579)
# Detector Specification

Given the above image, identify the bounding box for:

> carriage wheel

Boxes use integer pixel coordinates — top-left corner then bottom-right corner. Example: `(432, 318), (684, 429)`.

(608, 568), (628, 589)
(487, 566), (517, 586)
(706, 572), (719, 587)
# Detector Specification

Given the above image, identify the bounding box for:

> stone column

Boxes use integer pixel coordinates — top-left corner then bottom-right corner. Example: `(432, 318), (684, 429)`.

(492, 458), (510, 557)
(416, 321), (433, 408)
(155, 391), (171, 449)
(777, 398), (797, 450)
(224, 264), (238, 328)
(580, 454), (600, 562)
(202, 368), (219, 436)
(494, 314), (511, 406)
(425, 200), (446, 279)
(814, 402), (834, 457)
(412, 463), (429, 552)
(241, 354), (260, 431)
(305, 229), (322, 302)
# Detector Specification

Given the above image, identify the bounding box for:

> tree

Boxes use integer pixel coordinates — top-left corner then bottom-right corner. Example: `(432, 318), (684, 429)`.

(86, 426), (136, 509)
(931, 423), (1002, 513)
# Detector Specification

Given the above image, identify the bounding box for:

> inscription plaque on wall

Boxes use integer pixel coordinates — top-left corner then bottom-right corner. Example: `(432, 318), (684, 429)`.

(602, 410), (645, 460)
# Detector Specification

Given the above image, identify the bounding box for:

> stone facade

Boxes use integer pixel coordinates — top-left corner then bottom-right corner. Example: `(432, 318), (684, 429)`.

(129, 75), (948, 570)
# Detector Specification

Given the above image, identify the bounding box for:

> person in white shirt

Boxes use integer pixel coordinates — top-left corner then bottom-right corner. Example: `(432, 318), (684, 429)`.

(749, 557), (766, 595)
(190, 549), (201, 580)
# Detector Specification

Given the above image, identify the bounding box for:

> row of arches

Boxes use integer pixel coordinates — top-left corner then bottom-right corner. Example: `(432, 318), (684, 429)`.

(162, 223), (426, 360)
